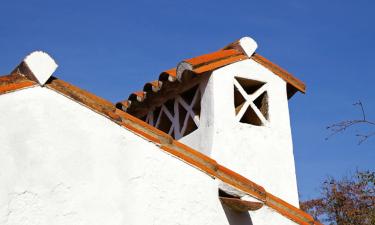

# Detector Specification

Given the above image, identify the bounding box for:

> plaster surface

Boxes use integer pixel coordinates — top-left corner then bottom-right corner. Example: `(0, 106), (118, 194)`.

(181, 59), (300, 207)
(0, 86), (297, 225)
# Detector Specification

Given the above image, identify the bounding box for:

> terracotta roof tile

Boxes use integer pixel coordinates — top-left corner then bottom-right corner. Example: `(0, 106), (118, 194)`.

(117, 38), (305, 118)
(159, 68), (177, 81)
(252, 53), (306, 93)
(182, 49), (244, 70)
(0, 73), (37, 95)
(128, 91), (146, 102)
(143, 80), (162, 92)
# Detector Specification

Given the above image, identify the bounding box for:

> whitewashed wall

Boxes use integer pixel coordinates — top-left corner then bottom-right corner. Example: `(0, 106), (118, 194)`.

(0, 86), (297, 225)
(181, 59), (300, 207)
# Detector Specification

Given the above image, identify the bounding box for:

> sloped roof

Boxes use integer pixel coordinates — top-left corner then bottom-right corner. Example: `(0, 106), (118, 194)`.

(116, 38), (306, 118)
(0, 57), (320, 225)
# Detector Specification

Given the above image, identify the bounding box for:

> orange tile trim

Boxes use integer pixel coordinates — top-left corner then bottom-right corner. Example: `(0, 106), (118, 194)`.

(193, 54), (247, 74)
(252, 53), (306, 93)
(217, 165), (267, 201)
(0, 74), (37, 95)
(266, 193), (316, 225)
(185, 49), (243, 69)
(0, 73), (318, 225)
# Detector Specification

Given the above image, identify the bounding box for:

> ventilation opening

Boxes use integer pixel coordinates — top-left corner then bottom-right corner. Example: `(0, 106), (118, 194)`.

(234, 85), (246, 114)
(254, 91), (269, 120)
(153, 106), (162, 125)
(235, 77), (264, 95)
(156, 111), (172, 134)
(178, 103), (188, 131)
(183, 116), (198, 136)
(234, 77), (269, 126)
(192, 89), (201, 117)
(164, 98), (175, 117)
(240, 106), (262, 126)
(181, 85), (199, 105)
(145, 84), (202, 139)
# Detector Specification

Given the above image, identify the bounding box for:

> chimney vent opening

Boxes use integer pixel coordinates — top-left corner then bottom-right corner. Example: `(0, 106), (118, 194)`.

(234, 77), (269, 126)
(144, 84), (202, 139)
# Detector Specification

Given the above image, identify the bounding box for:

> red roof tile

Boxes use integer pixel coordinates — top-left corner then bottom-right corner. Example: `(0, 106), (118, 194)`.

(117, 39), (306, 118)
(0, 73), (37, 95)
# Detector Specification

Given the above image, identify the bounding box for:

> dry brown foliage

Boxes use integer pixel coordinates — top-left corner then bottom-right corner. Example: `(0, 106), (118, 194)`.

(301, 170), (375, 225)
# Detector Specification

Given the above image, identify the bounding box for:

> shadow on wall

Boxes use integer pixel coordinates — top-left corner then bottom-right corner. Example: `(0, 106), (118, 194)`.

(221, 202), (253, 225)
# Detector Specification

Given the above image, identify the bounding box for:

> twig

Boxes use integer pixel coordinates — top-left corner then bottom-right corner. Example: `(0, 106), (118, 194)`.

(326, 101), (375, 144)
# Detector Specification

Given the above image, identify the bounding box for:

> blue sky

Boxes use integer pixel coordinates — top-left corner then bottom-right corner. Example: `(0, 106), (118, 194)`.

(1, 0), (374, 200)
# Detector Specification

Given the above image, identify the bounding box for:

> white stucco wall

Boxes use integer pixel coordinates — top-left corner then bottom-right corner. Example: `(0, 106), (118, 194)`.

(181, 59), (300, 207)
(0, 86), (297, 225)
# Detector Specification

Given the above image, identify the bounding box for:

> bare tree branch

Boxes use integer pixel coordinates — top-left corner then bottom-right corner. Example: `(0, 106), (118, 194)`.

(357, 132), (375, 145)
(326, 101), (375, 144)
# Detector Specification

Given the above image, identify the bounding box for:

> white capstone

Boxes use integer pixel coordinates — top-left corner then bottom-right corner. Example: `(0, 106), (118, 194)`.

(24, 51), (58, 85)
(238, 36), (258, 56)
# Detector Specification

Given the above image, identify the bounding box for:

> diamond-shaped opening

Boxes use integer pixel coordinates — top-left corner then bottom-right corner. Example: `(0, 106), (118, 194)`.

(235, 77), (265, 95)
(183, 116), (198, 136)
(180, 85), (199, 105)
(192, 90), (201, 118)
(153, 106), (162, 125)
(240, 106), (263, 126)
(234, 85), (246, 115)
(253, 91), (269, 120)
(178, 103), (188, 132)
(164, 99), (175, 117)
(156, 111), (173, 134)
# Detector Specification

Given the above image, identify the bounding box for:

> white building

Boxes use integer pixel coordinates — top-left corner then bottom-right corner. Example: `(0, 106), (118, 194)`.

(0, 37), (321, 225)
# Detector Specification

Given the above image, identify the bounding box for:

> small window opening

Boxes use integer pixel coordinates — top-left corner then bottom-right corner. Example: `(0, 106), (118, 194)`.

(234, 77), (269, 126)
(235, 77), (264, 95)
(153, 106), (161, 125)
(240, 106), (262, 126)
(180, 85), (199, 105)
(253, 92), (269, 120)
(164, 99), (175, 117)
(183, 116), (198, 136)
(146, 84), (202, 139)
(178, 103), (188, 131)
(192, 90), (201, 117)
(156, 111), (172, 134)
(234, 85), (246, 114)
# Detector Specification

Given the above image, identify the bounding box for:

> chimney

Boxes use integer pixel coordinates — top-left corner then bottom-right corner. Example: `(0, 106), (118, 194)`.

(116, 37), (305, 207)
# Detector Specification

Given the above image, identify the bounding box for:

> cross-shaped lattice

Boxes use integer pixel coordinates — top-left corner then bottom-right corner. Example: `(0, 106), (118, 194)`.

(145, 86), (201, 139)
(234, 78), (268, 125)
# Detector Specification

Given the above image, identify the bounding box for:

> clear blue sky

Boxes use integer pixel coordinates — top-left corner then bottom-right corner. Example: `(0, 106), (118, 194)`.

(1, 0), (374, 200)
